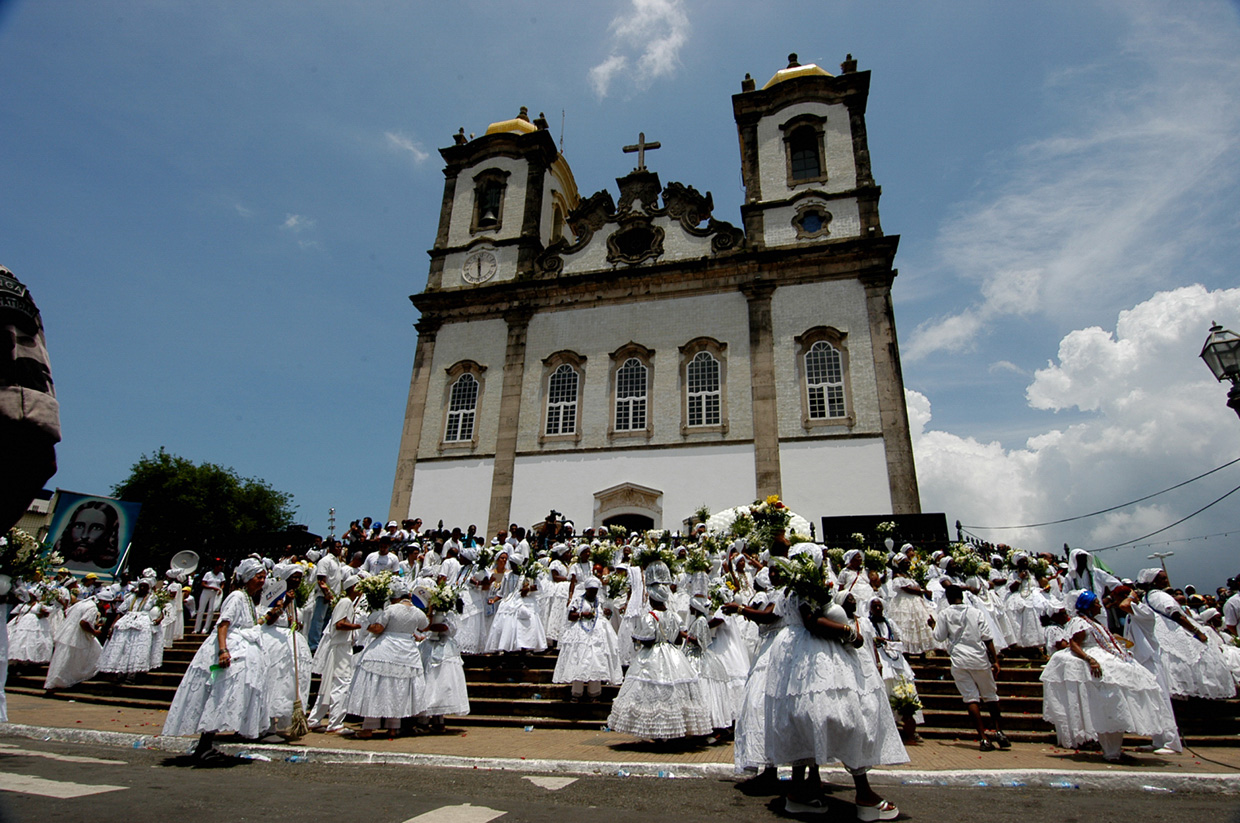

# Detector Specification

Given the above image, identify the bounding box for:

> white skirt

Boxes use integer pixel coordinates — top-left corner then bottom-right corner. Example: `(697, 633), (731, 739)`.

(887, 594), (938, 655)
(346, 634), (426, 719)
(7, 612), (53, 664)
(43, 639), (102, 690)
(484, 592), (547, 653)
(421, 638), (471, 717)
(762, 625), (909, 769)
(553, 617), (624, 685)
(1040, 648), (1177, 747)
(98, 613), (160, 674)
(163, 626), (270, 739)
(734, 630), (780, 772)
(256, 624), (313, 723)
(607, 642), (711, 740)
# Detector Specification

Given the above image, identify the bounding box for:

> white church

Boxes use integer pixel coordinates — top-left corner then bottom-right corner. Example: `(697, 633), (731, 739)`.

(390, 54), (921, 536)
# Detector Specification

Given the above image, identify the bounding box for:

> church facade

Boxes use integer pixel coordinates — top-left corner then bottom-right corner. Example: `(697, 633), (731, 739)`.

(390, 55), (920, 536)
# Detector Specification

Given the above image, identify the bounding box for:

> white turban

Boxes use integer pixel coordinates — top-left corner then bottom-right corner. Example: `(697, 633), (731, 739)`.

(235, 558), (264, 582)
(690, 593), (710, 614)
(274, 563), (303, 582)
(341, 574), (360, 592)
(938, 556), (953, 571)
(842, 549), (861, 566)
(1198, 607), (1220, 624)
(754, 568), (771, 591)
(1137, 568), (1161, 585)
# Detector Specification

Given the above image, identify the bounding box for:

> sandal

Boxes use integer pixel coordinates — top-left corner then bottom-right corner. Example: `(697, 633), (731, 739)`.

(857, 800), (899, 821)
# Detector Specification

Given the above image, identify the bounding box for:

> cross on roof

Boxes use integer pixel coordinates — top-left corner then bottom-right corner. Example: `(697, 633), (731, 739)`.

(622, 132), (661, 171)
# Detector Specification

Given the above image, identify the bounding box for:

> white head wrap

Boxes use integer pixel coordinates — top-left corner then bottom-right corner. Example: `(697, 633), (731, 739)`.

(754, 568), (771, 591)
(341, 574), (360, 592)
(938, 556), (953, 571)
(690, 593), (710, 614)
(235, 558), (264, 582)
(647, 583), (671, 604)
(842, 549), (861, 566)
(1137, 568), (1161, 585)
(274, 563), (303, 582)
(1198, 607), (1220, 624)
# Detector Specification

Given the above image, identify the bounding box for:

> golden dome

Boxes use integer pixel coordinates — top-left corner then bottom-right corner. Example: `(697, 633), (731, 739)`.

(762, 53), (832, 89)
(484, 106), (539, 136)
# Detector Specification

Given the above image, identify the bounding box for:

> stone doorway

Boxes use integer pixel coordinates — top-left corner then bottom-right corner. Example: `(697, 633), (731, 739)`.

(602, 512), (654, 533)
(593, 482), (662, 531)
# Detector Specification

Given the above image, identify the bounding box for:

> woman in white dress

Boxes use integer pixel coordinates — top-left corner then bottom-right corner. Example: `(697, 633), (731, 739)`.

(6, 589), (54, 666)
(868, 597), (923, 742)
(542, 546), (573, 646)
(457, 565), (492, 654)
(762, 568), (907, 818)
(886, 556), (938, 656)
(1004, 554), (1053, 650)
(98, 577), (164, 679)
(256, 564), (313, 738)
(418, 583), (471, 728)
(346, 580), (429, 737)
(484, 554), (547, 653)
(43, 592), (106, 690)
(606, 584), (710, 740)
(730, 568), (784, 781)
(682, 593), (734, 734)
(1040, 590), (1177, 761)
(552, 577), (623, 702)
(162, 559), (275, 762)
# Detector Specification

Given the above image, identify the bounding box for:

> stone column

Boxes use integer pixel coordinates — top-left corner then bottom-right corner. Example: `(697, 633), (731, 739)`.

(487, 307), (534, 537)
(742, 279), (782, 500)
(389, 314), (442, 521)
(863, 274), (922, 513)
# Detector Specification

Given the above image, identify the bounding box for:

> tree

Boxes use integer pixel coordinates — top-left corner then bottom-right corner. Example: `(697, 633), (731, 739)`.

(111, 448), (297, 573)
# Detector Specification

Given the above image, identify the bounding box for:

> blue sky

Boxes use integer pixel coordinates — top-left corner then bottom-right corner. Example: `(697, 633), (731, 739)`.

(4, 1), (1240, 587)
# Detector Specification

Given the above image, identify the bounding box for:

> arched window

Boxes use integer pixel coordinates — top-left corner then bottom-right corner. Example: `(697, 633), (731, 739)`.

(444, 373), (479, 442)
(614, 357), (648, 432)
(781, 115), (827, 186)
(795, 327), (852, 428)
(686, 351), (721, 427)
(545, 363), (580, 436)
(788, 126), (821, 180)
(805, 341), (845, 419)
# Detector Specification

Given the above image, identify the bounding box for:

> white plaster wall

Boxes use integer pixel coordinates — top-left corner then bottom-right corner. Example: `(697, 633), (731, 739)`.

(510, 443), (757, 529)
(778, 437), (892, 519)
(418, 318), (509, 455)
(558, 215), (718, 275)
(770, 280), (880, 439)
(762, 197), (861, 247)
(517, 292), (753, 452)
(756, 101), (855, 199)
(445, 155), (529, 249)
(409, 457), (496, 528)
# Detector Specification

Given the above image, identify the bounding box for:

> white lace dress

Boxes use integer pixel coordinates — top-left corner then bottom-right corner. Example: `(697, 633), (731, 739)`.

(255, 602), (313, 727)
(762, 595), (909, 770)
(421, 611), (470, 717)
(734, 590), (785, 772)
(1005, 576), (1053, 649)
(43, 600), (102, 689)
(1147, 591), (1235, 699)
(1040, 616), (1177, 748)
(886, 577), (938, 655)
(163, 590), (270, 739)
(7, 602), (54, 664)
(552, 594), (624, 685)
(607, 609), (711, 740)
(682, 614), (735, 729)
(456, 570), (492, 655)
(484, 574), (547, 653)
(346, 602), (429, 721)
(98, 594), (163, 674)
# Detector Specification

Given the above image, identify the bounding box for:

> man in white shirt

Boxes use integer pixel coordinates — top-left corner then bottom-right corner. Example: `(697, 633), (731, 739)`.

(930, 585), (1008, 751)
(363, 538), (401, 576)
(1222, 578), (1240, 636)
(308, 540), (345, 651)
(193, 561), (226, 633)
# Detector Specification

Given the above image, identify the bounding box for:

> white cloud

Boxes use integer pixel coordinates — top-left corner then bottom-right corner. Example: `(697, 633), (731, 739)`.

(911, 285), (1240, 585)
(589, 0), (690, 98)
(907, 2), (1240, 361)
(234, 203), (253, 218)
(281, 213), (314, 232)
(385, 131), (429, 164)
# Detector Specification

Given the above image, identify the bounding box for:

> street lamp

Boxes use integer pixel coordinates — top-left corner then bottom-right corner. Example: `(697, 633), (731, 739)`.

(1148, 551), (1175, 572)
(1200, 322), (1240, 419)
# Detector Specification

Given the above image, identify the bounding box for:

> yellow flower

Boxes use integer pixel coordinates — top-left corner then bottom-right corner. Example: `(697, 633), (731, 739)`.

(765, 495), (781, 506)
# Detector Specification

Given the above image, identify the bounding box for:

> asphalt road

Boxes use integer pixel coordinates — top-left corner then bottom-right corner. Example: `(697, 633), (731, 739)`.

(0, 736), (1236, 823)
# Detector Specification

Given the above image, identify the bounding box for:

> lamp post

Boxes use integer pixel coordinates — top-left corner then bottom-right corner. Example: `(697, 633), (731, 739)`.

(1200, 322), (1240, 419)
(1148, 551), (1175, 573)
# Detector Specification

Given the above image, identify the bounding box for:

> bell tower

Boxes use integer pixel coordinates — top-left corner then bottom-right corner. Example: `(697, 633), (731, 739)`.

(732, 53), (881, 250)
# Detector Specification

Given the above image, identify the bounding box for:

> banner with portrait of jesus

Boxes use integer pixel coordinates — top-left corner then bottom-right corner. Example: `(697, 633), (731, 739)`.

(46, 490), (142, 580)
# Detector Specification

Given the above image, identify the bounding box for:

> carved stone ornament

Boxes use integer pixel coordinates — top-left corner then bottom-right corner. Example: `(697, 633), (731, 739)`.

(594, 482), (662, 514)
(606, 216), (665, 266)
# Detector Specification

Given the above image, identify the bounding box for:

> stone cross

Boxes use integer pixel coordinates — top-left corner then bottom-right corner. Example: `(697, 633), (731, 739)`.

(622, 132), (661, 171)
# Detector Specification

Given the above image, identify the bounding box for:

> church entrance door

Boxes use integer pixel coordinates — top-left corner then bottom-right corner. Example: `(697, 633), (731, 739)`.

(602, 513), (654, 533)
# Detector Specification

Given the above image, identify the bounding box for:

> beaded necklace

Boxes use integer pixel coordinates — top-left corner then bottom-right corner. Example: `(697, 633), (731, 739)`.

(1081, 615), (1128, 661)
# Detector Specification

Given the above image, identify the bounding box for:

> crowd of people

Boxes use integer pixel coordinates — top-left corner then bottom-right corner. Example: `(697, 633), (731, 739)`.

(5, 503), (1240, 815)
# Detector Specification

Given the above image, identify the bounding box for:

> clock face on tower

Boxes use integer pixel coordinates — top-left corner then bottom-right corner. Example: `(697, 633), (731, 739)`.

(462, 250), (498, 284)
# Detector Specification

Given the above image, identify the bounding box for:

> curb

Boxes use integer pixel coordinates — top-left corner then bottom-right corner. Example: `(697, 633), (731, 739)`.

(2, 723), (1235, 793)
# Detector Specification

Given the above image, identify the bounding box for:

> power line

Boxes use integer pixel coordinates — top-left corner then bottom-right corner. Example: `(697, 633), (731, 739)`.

(1106, 527), (1239, 553)
(1089, 481), (1240, 553)
(960, 456), (1240, 530)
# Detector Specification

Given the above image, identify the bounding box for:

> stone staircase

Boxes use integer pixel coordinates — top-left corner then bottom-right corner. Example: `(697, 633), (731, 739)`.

(7, 635), (1238, 745)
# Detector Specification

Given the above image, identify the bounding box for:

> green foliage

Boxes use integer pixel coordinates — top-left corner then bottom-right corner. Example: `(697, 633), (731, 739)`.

(111, 447), (296, 572)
